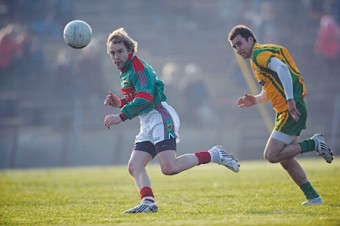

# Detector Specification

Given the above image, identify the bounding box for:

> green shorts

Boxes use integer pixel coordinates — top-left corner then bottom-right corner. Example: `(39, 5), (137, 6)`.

(274, 100), (307, 136)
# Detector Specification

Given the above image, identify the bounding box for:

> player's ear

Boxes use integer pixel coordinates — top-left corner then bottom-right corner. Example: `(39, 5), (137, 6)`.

(247, 36), (253, 44)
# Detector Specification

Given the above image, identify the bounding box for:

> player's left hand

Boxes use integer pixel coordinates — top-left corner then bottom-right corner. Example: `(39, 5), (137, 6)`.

(287, 99), (300, 122)
(104, 91), (121, 108)
(104, 114), (122, 129)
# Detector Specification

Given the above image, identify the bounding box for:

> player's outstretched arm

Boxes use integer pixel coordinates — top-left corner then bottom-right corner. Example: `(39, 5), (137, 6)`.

(104, 91), (121, 108)
(237, 89), (268, 107)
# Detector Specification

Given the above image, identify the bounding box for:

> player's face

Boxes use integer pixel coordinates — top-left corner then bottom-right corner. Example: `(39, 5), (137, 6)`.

(230, 35), (254, 59)
(108, 41), (131, 70)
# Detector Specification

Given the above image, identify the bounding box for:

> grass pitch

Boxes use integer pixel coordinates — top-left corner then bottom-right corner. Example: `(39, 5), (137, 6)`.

(1, 159), (339, 225)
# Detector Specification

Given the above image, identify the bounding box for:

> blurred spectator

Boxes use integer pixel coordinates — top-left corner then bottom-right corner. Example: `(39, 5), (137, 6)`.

(314, 10), (340, 62)
(16, 28), (45, 79)
(0, 24), (23, 77)
(162, 62), (180, 85)
(179, 63), (216, 146)
(179, 63), (212, 127)
(161, 62), (182, 111)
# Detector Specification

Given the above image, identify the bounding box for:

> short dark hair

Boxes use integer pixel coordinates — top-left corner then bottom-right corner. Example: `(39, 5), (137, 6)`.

(227, 25), (257, 42)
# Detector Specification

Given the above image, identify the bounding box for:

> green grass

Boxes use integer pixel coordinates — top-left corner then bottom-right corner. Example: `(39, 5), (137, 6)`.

(1, 159), (339, 225)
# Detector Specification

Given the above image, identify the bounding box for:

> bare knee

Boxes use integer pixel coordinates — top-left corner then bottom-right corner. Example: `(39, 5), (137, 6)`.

(263, 137), (287, 164)
(264, 151), (280, 164)
(127, 160), (142, 176)
(127, 162), (134, 176)
(160, 164), (179, 176)
(266, 157), (280, 164)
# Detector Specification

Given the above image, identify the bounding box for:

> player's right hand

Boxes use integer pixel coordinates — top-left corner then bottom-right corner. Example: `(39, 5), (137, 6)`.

(104, 91), (121, 108)
(236, 93), (256, 107)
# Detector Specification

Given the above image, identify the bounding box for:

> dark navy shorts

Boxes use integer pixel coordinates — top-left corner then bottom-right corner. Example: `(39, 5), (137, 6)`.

(134, 138), (177, 158)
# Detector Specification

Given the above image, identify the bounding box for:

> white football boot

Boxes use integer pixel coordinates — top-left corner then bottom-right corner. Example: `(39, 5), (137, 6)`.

(124, 202), (158, 214)
(302, 197), (323, 206)
(310, 134), (333, 163)
(209, 145), (240, 173)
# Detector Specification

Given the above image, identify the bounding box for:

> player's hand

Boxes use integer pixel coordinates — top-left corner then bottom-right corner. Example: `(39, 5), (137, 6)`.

(104, 91), (121, 108)
(287, 99), (300, 122)
(236, 93), (256, 107)
(104, 114), (122, 129)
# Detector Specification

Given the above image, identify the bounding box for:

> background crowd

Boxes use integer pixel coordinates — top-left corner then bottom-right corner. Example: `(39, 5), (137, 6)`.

(0, 0), (339, 168)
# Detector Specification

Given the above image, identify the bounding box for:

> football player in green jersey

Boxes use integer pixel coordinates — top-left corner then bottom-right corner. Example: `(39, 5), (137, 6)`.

(228, 24), (333, 205)
(104, 28), (240, 213)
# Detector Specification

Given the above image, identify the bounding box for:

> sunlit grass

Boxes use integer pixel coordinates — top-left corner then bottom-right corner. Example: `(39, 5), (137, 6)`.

(1, 159), (339, 225)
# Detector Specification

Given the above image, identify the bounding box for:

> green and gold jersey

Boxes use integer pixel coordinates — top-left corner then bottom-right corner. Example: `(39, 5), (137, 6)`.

(250, 42), (306, 113)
